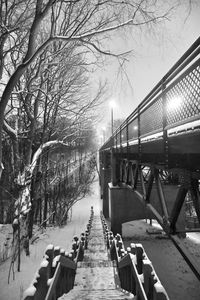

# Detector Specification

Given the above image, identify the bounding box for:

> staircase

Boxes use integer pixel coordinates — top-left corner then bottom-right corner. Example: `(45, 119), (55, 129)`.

(59, 214), (134, 300)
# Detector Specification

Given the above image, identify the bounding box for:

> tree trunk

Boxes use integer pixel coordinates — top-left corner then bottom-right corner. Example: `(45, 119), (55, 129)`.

(17, 222), (21, 272)
(27, 204), (34, 239)
(0, 196), (4, 223)
(39, 197), (42, 224)
(34, 197), (41, 224)
(52, 195), (57, 225)
(27, 184), (35, 239)
(43, 193), (48, 229)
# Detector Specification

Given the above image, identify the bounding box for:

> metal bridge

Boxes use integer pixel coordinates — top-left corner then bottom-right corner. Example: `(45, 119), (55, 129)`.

(99, 37), (200, 281)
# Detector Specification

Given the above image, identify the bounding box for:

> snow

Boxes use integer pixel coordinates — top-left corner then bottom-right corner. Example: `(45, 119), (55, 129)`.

(40, 259), (49, 268)
(46, 244), (54, 251)
(0, 177), (200, 300)
(53, 255), (60, 267)
(0, 178), (101, 300)
(22, 286), (36, 297)
(122, 220), (200, 300)
(0, 224), (13, 263)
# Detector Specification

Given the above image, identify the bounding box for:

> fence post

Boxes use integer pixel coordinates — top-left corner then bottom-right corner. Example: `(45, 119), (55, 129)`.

(136, 244), (144, 274)
(54, 246), (60, 257)
(34, 259), (50, 300)
(45, 244), (54, 277)
(143, 259), (156, 299)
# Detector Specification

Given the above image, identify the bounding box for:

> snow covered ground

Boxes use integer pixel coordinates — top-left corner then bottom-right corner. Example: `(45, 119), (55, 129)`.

(0, 178), (101, 300)
(122, 220), (200, 300)
(0, 177), (200, 300)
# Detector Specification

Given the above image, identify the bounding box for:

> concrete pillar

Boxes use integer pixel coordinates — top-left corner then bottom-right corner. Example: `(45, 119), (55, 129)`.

(108, 183), (185, 236)
(102, 168), (111, 218)
(109, 183), (150, 235)
(100, 150), (111, 218)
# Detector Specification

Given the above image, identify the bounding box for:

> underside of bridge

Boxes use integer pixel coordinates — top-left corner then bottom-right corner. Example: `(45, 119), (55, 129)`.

(99, 37), (200, 281)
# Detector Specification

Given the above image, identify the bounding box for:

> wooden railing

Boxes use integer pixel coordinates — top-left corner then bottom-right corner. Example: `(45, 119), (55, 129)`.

(101, 212), (169, 300)
(23, 207), (94, 300)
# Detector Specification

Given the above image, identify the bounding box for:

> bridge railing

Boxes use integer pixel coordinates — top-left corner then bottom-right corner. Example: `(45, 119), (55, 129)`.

(101, 213), (169, 300)
(100, 36), (200, 159)
(23, 207), (94, 300)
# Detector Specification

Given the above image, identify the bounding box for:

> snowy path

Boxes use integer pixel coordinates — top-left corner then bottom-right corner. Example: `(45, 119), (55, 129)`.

(0, 178), (101, 300)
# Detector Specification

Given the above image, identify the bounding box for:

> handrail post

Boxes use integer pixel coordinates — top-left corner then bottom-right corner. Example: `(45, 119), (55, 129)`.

(137, 107), (141, 162)
(162, 79), (168, 168)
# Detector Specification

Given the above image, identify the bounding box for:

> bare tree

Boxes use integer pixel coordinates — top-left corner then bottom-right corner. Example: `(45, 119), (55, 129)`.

(0, 0), (185, 177)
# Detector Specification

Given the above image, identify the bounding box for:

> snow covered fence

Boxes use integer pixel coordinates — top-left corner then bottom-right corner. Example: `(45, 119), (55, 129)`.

(101, 212), (170, 300)
(23, 207), (94, 300)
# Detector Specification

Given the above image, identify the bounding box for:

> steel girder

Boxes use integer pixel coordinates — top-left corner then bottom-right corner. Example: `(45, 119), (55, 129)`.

(118, 158), (200, 280)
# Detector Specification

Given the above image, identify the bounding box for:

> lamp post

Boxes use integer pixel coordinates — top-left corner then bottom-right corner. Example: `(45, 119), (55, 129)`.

(111, 107), (113, 136)
(109, 100), (116, 186)
(109, 100), (115, 136)
(102, 126), (106, 143)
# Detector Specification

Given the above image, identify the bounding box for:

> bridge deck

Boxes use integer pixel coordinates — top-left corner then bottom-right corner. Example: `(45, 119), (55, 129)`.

(59, 214), (134, 300)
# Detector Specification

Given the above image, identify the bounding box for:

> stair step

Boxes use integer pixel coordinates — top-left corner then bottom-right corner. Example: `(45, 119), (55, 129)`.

(59, 288), (134, 300)
(87, 240), (106, 249)
(73, 266), (117, 290)
(58, 214), (133, 300)
(77, 260), (115, 268)
(83, 251), (108, 261)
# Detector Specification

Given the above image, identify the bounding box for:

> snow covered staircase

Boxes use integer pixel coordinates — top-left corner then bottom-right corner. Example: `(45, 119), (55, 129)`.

(59, 214), (134, 300)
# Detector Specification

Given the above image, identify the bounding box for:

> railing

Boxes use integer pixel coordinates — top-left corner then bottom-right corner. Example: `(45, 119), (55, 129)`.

(101, 212), (169, 300)
(100, 36), (200, 160)
(23, 207), (94, 300)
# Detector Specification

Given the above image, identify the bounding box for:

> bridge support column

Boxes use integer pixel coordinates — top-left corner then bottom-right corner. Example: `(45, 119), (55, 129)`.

(108, 183), (186, 236)
(108, 183), (151, 235)
(99, 151), (111, 218)
(102, 168), (111, 218)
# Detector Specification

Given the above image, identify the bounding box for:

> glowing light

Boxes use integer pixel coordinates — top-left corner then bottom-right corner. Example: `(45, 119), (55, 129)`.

(133, 126), (138, 130)
(167, 96), (182, 111)
(109, 100), (116, 108)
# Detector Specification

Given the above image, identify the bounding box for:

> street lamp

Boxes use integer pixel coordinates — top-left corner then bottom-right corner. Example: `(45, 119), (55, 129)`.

(102, 126), (106, 143)
(109, 100), (116, 136)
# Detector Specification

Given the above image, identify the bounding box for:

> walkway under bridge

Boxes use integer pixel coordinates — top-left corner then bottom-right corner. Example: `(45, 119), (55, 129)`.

(99, 36), (200, 281)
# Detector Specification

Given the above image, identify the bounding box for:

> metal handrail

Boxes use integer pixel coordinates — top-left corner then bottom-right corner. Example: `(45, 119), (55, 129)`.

(100, 36), (200, 152)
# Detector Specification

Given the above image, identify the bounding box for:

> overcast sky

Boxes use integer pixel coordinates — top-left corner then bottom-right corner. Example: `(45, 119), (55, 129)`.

(97, 1), (200, 136)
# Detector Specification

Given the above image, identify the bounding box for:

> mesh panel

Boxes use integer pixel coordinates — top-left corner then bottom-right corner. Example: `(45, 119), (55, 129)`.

(128, 118), (138, 140)
(140, 97), (163, 136)
(121, 127), (127, 142)
(166, 63), (200, 126)
(116, 132), (120, 145)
